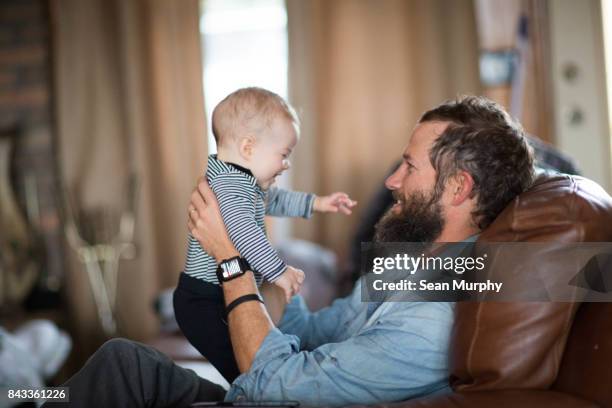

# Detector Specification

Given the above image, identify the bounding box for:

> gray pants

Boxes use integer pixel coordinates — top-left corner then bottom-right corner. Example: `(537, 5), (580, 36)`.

(44, 338), (226, 408)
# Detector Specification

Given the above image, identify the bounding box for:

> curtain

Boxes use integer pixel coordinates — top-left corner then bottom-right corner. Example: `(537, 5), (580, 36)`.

(286, 0), (481, 261)
(52, 0), (206, 353)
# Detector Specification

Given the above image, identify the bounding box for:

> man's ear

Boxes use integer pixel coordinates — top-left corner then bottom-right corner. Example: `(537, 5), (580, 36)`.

(450, 170), (475, 206)
(238, 136), (255, 160)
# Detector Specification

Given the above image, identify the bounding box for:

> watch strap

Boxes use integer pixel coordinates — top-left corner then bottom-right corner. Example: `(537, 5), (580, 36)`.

(226, 293), (264, 315)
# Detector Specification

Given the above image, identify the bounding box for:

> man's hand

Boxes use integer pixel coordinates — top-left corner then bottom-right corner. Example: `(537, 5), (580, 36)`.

(187, 177), (238, 262)
(314, 192), (357, 215)
(273, 266), (305, 303)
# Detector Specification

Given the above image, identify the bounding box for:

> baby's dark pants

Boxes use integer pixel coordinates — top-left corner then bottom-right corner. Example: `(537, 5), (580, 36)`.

(173, 272), (241, 383)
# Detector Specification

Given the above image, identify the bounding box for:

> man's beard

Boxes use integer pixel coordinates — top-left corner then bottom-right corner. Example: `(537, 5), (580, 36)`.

(373, 189), (445, 243)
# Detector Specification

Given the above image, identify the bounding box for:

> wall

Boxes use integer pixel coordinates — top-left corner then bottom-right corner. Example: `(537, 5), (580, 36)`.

(549, 0), (612, 191)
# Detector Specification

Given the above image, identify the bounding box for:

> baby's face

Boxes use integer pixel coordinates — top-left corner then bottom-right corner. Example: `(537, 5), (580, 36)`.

(249, 118), (298, 190)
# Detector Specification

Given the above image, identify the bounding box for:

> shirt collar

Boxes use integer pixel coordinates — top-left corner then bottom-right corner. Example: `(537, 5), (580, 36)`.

(209, 154), (254, 177)
(226, 161), (253, 177)
(208, 154), (262, 194)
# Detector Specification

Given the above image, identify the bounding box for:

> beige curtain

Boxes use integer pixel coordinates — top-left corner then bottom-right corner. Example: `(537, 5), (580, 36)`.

(287, 0), (481, 260)
(52, 0), (206, 353)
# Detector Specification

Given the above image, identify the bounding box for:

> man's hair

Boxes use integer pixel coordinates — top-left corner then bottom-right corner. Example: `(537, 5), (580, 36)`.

(419, 95), (535, 230)
(211, 87), (299, 146)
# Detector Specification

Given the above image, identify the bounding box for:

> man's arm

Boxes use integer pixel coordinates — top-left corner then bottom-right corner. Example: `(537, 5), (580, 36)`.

(259, 283), (286, 326)
(220, 270), (274, 373)
(227, 302), (454, 406)
(275, 282), (363, 350)
(262, 280), (365, 350)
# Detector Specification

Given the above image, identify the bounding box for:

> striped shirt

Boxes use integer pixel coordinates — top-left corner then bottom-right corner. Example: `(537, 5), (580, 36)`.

(184, 154), (315, 285)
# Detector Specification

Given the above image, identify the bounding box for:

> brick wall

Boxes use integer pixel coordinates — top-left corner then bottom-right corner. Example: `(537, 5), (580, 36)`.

(0, 0), (64, 304)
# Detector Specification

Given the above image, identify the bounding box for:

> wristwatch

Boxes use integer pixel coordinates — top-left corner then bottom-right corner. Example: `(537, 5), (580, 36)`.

(216, 256), (251, 283)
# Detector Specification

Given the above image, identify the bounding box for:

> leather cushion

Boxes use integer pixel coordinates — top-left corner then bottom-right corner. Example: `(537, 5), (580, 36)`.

(553, 302), (612, 407)
(449, 174), (612, 391)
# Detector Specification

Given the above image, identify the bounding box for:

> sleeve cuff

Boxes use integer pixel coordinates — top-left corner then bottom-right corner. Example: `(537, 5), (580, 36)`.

(266, 262), (287, 283)
(303, 193), (315, 219)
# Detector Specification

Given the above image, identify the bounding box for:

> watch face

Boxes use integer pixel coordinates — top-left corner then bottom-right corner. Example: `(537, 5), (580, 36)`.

(221, 259), (239, 278)
(217, 256), (251, 283)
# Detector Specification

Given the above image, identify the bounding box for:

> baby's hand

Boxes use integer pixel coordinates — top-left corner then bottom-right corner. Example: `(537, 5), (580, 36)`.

(274, 266), (305, 303)
(314, 192), (357, 215)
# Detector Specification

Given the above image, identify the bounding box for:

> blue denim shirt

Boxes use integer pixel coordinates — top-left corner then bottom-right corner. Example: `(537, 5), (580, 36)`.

(224, 280), (454, 406)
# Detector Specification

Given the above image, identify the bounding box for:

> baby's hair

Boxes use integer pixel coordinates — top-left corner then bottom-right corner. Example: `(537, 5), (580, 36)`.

(211, 87), (300, 146)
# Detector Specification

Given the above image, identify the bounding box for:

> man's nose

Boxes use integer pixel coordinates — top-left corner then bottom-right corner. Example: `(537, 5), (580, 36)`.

(385, 169), (401, 190)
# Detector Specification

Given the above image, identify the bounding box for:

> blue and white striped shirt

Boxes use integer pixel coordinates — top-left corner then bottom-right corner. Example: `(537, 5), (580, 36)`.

(184, 154), (315, 285)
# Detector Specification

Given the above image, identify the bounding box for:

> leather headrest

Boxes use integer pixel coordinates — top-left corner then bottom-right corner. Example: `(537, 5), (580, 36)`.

(450, 173), (612, 391)
(481, 173), (612, 242)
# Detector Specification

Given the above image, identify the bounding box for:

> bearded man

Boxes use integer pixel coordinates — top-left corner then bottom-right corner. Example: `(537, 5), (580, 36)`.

(47, 96), (534, 408)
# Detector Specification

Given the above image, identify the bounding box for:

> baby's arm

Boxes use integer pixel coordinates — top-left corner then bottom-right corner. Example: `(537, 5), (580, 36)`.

(211, 175), (286, 282)
(313, 192), (357, 215)
(266, 188), (357, 217)
(265, 187), (315, 218)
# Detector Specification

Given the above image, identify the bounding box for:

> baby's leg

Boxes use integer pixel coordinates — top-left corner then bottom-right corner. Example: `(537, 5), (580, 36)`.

(173, 273), (240, 382)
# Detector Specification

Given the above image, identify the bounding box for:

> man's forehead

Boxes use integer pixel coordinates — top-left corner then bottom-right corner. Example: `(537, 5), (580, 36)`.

(404, 121), (450, 158)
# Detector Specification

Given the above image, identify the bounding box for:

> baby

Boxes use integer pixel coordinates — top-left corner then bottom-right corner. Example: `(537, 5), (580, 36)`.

(174, 87), (356, 382)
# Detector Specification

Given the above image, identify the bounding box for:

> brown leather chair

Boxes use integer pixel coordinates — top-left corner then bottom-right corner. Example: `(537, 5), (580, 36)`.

(355, 173), (612, 408)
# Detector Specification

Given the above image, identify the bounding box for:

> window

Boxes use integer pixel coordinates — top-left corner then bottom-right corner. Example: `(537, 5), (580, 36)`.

(200, 0), (288, 154)
(200, 0), (291, 239)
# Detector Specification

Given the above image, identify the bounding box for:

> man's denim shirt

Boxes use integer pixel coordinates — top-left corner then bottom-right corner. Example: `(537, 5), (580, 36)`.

(224, 253), (467, 407)
(224, 236), (481, 406)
